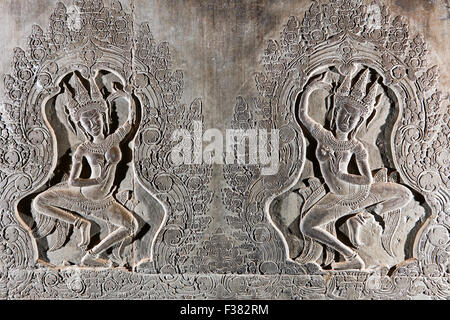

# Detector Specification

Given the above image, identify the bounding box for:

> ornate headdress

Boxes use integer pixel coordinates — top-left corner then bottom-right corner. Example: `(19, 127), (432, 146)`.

(334, 68), (379, 118)
(63, 73), (108, 122)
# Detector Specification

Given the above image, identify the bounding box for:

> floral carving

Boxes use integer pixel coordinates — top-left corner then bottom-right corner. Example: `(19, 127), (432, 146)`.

(0, 0), (447, 300)
(225, 0), (449, 299)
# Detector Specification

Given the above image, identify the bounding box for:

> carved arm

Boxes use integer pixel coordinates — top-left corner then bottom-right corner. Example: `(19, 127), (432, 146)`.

(336, 171), (372, 186)
(295, 72), (333, 138)
(332, 144), (373, 186)
(107, 88), (136, 137)
(68, 148), (110, 187)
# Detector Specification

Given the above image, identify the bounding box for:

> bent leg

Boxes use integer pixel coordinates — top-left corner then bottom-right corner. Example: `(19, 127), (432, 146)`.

(33, 189), (79, 224)
(300, 198), (365, 269)
(300, 206), (356, 259)
(365, 182), (413, 215)
(105, 201), (139, 237)
(33, 188), (91, 248)
(346, 211), (372, 248)
(83, 201), (138, 266)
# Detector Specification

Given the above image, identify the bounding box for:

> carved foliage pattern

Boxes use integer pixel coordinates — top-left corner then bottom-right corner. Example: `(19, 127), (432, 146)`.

(225, 0), (449, 296)
(3, 264), (448, 299)
(0, 0), (213, 275)
(0, 0), (447, 300)
(133, 23), (214, 273)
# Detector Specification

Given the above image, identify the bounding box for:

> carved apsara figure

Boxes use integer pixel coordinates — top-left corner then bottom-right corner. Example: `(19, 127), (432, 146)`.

(295, 67), (413, 270)
(32, 72), (138, 267)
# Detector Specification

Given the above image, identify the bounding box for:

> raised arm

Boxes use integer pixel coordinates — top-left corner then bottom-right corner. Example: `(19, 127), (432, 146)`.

(107, 87), (136, 138)
(295, 72), (333, 138)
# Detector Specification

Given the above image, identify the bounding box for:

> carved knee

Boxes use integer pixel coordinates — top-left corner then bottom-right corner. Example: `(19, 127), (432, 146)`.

(126, 217), (139, 237)
(403, 187), (413, 204)
(300, 211), (316, 238)
(32, 193), (51, 212)
(397, 185), (413, 206)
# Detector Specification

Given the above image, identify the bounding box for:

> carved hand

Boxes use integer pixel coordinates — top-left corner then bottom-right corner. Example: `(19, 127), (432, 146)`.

(329, 153), (341, 176)
(127, 101), (136, 125)
(96, 164), (111, 184)
(305, 71), (333, 92)
(296, 71), (333, 139)
(107, 89), (136, 126)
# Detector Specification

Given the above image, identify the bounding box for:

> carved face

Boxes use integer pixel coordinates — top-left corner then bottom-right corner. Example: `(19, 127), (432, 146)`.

(335, 103), (362, 134)
(79, 109), (103, 137)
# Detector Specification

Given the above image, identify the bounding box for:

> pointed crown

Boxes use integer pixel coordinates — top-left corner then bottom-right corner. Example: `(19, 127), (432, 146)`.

(63, 73), (107, 122)
(335, 67), (379, 118)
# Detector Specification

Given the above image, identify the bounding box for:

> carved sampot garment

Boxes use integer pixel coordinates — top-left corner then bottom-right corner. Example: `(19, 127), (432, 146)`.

(0, 0), (448, 299)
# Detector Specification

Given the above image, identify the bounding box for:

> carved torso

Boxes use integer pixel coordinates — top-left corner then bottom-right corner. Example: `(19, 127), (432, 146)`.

(313, 126), (366, 196)
(75, 131), (123, 200)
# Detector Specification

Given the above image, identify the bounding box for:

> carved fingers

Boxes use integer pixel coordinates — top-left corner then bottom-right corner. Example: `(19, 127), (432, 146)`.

(329, 154), (340, 175)
(306, 71), (333, 92)
(107, 89), (128, 103)
(128, 99), (137, 124)
(96, 164), (111, 184)
(292, 71), (333, 101)
(331, 164), (340, 176)
(107, 88), (136, 125)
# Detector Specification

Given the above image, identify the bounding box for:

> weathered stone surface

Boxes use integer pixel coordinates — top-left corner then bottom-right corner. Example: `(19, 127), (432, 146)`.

(0, 0), (448, 299)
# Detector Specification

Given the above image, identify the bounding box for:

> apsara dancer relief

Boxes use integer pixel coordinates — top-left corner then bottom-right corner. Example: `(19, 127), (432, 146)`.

(32, 71), (138, 267)
(295, 66), (413, 270)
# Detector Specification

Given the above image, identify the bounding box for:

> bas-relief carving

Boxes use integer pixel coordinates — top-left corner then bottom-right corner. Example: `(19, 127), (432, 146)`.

(225, 0), (448, 298)
(0, 0), (214, 276)
(30, 71), (139, 268)
(0, 0), (447, 299)
(294, 67), (413, 271)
